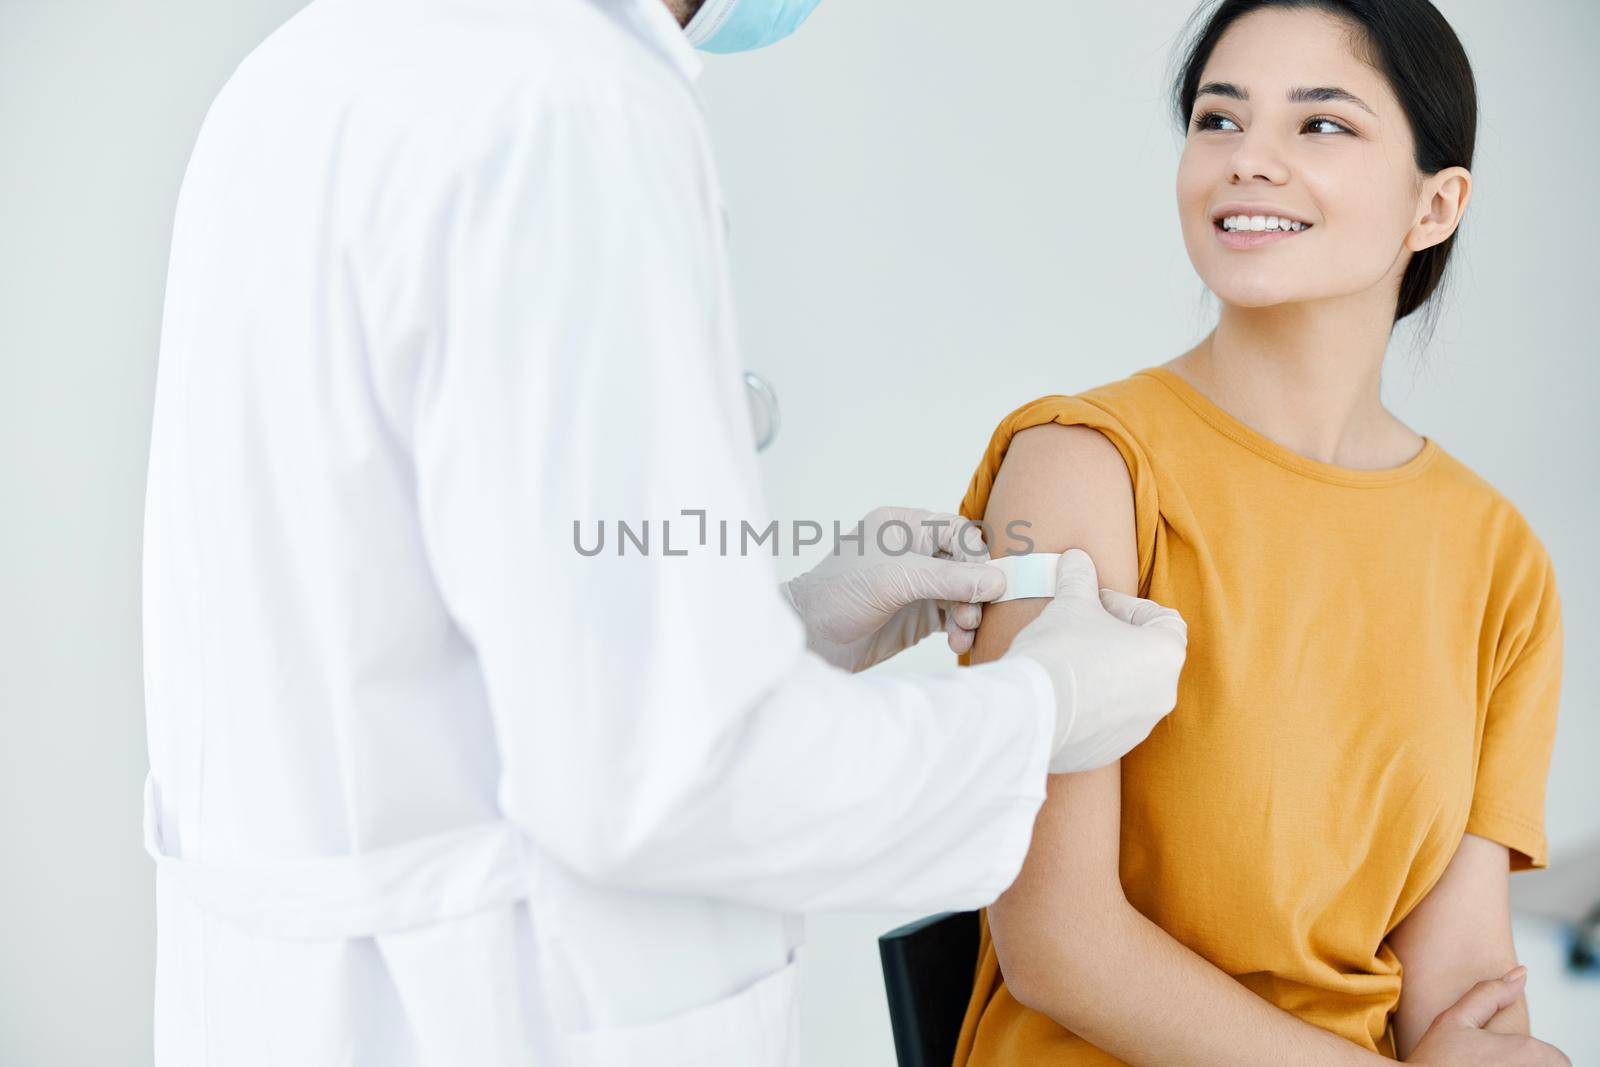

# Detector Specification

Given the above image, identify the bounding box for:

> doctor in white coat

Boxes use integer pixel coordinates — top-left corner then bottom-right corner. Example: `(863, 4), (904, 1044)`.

(140, 0), (1188, 1064)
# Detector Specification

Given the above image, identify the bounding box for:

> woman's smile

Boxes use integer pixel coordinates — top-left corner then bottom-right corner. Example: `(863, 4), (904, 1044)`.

(1212, 214), (1314, 250)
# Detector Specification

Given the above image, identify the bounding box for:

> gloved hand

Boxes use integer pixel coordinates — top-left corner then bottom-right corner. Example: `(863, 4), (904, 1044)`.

(1006, 548), (1188, 774)
(780, 506), (1006, 674)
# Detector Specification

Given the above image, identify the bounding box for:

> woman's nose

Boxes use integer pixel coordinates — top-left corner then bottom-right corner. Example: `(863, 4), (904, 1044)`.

(1227, 129), (1291, 185)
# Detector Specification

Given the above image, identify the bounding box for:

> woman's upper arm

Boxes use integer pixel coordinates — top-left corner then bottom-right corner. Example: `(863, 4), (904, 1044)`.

(1387, 832), (1525, 1058)
(969, 423), (1140, 662)
(969, 422), (1141, 1004)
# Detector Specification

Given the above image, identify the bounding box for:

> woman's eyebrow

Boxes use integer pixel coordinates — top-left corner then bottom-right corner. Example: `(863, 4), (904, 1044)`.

(1195, 81), (1377, 117)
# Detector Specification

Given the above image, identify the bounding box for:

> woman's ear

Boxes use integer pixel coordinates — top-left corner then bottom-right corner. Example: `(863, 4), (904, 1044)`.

(1406, 166), (1472, 252)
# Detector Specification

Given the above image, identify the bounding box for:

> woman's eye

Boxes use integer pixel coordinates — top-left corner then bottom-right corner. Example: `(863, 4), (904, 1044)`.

(1190, 111), (1354, 136)
(1192, 111), (1240, 132)
(1305, 116), (1353, 135)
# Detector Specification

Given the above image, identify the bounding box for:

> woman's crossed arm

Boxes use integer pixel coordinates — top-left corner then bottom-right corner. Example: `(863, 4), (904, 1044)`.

(1388, 832), (1531, 1057)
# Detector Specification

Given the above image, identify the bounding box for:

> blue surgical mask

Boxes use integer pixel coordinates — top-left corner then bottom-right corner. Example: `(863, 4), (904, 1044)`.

(683, 0), (823, 54)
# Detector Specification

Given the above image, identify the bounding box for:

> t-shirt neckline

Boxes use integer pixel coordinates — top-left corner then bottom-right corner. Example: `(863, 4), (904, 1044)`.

(1136, 365), (1439, 488)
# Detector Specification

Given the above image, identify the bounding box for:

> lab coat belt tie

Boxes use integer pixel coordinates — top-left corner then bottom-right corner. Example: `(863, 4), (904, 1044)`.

(141, 773), (539, 941)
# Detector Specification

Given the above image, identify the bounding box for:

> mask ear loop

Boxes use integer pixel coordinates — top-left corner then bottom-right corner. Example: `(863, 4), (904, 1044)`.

(683, 0), (740, 47)
(744, 371), (780, 452)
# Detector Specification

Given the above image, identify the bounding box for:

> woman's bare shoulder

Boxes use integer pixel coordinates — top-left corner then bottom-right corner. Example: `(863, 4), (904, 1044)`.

(969, 422), (1140, 666)
(984, 423), (1138, 591)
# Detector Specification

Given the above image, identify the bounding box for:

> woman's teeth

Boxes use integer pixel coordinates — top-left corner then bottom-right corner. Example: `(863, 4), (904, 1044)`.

(1219, 214), (1309, 232)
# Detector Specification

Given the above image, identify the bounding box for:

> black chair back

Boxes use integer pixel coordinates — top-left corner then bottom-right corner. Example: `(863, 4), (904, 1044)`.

(877, 911), (980, 1067)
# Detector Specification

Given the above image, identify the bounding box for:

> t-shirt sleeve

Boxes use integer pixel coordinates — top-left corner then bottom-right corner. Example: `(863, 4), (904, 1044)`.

(1465, 551), (1564, 871)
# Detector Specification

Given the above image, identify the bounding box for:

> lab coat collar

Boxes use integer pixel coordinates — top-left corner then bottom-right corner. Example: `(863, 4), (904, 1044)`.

(613, 0), (705, 84)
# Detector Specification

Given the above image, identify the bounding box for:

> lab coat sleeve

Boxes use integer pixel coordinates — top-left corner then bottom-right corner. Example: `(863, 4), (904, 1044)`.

(402, 77), (1052, 913)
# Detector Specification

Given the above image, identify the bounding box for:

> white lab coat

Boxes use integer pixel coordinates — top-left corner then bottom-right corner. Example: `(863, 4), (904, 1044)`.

(141, 0), (1055, 1063)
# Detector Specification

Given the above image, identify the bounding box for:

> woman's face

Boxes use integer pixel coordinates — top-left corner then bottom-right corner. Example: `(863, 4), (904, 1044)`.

(1175, 8), (1431, 311)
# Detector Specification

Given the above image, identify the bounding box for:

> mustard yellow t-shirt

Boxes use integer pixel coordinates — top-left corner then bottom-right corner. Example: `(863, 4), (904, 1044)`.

(953, 366), (1564, 1064)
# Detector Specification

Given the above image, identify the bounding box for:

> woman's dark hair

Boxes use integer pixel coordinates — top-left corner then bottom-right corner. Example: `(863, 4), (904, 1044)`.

(1172, 0), (1477, 330)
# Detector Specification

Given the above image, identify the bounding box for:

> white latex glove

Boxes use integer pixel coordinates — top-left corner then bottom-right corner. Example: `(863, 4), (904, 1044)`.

(1007, 548), (1189, 774)
(780, 506), (1006, 674)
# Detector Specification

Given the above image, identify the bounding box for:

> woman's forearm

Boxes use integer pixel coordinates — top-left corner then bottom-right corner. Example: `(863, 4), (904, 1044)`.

(998, 891), (1387, 1066)
(1386, 833), (1529, 1058)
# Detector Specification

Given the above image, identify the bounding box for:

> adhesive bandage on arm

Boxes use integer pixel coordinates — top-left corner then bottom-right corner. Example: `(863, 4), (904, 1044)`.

(988, 552), (1062, 603)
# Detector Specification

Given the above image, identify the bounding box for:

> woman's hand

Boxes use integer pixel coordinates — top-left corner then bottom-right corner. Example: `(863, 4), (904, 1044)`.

(1405, 967), (1570, 1065)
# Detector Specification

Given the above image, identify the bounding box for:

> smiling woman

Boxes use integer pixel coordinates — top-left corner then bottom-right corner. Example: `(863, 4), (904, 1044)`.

(949, 0), (1570, 1064)
(1173, 0), (1476, 336)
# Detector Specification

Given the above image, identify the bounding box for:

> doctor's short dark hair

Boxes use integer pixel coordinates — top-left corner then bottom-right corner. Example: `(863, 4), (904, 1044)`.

(1171, 0), (1477, 331)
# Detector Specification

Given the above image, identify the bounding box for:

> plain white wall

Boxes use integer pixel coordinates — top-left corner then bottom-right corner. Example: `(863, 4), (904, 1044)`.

(1, 1), (1594, 1064)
